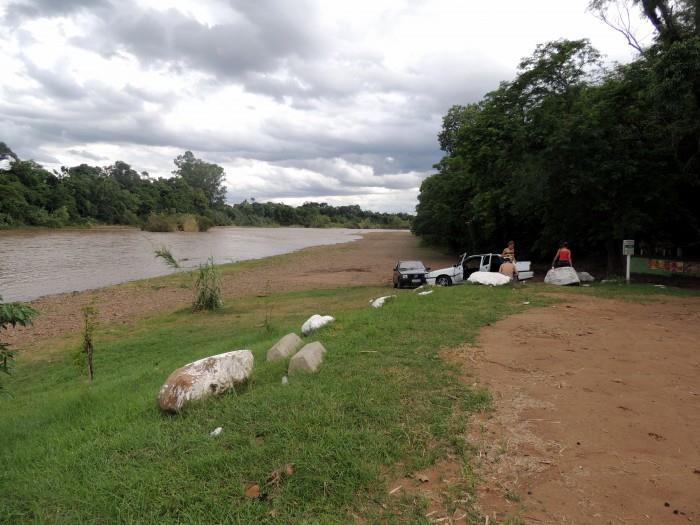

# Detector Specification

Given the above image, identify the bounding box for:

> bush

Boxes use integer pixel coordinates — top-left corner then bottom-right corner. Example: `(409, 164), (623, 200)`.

(143, 213), (179, 232)
(192, 257), (222, 311)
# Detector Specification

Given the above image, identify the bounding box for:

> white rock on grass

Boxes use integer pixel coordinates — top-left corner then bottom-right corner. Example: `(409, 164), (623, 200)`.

(577, 271), (595, 282)
(157, 350), (253, 413)
(545, 267), (581, 286)
(288, 342), (327, 375)
(417, 290), (433, 296)
(267, 333), (303, 362)
(210, 427), (223, 437)
(301, 314), (335, 336)
(467, 271), (511, 286)
(370, 295), (396, 308)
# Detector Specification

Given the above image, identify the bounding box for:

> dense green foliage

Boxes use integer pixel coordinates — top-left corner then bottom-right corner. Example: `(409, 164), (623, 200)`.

(414, 2), (700, 267)
(0, 147), (412, 230)
(0, 296), (38, 392)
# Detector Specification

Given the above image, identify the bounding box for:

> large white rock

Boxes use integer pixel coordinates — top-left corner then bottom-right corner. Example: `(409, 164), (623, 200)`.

(467, 271), (511, 286)
(577, 271), (595, 282)
(266, 333), (303, 362)
(545, 267), (581, 286)
(157, 350), (253, 413)
(301, 314), (335, 336)
(288, 342), (327, 375)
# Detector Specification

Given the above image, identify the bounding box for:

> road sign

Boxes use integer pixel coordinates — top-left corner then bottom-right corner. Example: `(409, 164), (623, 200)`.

(623, 239), (635, 256)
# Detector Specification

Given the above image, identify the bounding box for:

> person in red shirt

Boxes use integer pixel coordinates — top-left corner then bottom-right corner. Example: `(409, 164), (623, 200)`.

(552, 241), (572, 268)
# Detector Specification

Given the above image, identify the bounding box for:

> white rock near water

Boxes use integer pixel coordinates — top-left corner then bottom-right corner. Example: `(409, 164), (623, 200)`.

(467, 271), (511, 286)
(157, 350), (254, 413)
(301, 314), (335, 336)
(545, 267), (581, 286)
(267, 333), (304, 362)
(289, 342), (327, 375)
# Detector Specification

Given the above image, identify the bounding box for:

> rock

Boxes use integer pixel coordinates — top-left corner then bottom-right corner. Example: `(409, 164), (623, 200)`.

(157, 350), (254, 413)
(370, 295), (395, 308)
(210, 426), (223, 437)
(467, 271), (511, 286)
(577, 271), (595, 282)
(266, 333), (303, 362)
(301, 314), (335, 336)
(281, 375), (289, 385)
(544, 267), (581, 286)
(288, 341), (327, 375)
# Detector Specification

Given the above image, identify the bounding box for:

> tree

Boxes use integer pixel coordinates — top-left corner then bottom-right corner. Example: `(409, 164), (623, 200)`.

(0, 296), (38, 393)
(173, 151), (227, 208)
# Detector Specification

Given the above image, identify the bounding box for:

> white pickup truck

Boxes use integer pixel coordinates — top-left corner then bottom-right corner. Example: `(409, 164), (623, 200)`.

(426, 253), (534, 286)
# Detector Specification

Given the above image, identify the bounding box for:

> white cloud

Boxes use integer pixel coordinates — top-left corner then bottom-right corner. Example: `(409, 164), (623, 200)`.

(0, 0), (649, 213)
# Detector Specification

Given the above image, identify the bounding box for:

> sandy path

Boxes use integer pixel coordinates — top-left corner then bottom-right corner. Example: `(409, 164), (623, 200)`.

(6, 231), (453, 350)
(452, 294), (700, 524)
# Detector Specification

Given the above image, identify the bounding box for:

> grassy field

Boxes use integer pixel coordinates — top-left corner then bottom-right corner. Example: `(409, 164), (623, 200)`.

(1, 281), (547, 524)
(4, 278), (696, 524)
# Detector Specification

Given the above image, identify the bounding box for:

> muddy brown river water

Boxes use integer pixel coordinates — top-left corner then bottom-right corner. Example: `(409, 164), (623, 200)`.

(0, 227), (370, 302)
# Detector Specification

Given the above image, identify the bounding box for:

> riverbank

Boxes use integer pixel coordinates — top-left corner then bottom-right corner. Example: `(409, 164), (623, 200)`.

(5, 231), (454, 351)
(3, 241), (699, 522)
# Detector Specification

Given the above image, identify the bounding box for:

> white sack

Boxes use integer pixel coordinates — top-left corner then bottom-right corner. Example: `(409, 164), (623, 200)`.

(545, 267), (581, 286)
(301, 314), (335, 336)
(370, 295), (396, 308)
(467, 271), (511, 286)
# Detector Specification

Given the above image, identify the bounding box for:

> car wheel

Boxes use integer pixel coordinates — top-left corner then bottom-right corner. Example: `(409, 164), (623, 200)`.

(436, 275), (452, 286)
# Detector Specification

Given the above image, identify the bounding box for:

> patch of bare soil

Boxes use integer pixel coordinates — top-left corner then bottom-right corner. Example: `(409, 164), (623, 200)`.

(449, 295), (700, 524)
(7, 231), (453, 351)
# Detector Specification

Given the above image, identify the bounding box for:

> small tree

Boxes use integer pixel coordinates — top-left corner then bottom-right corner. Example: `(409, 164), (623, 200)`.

(193, 257), (223, 312)
(0, 296), (38, 392)
(81, 305), (98, 382)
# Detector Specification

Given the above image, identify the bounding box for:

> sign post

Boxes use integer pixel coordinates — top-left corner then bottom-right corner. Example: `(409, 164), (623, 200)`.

(623, 240), (635, 284)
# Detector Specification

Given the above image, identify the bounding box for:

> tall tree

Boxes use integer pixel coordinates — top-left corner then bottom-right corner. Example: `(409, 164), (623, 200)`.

(172, 151), (227, 208)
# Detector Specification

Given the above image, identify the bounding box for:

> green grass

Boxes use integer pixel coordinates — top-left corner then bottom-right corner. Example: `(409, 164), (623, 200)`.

(541, 281), (700, 302)
(1, 283), (542, 524)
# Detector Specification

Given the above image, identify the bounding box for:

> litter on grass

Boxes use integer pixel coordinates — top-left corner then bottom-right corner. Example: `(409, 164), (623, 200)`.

(301, 314), (335, 335)
(210, 427), (223, 437)
(281, 375), (289, 385)
(467, 271), (511, 286)
(417, 290), (434, 296)
(370, 295), (396, 308)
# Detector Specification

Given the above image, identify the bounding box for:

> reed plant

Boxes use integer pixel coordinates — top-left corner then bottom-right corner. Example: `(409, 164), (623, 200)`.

(192, 257), (223, 311)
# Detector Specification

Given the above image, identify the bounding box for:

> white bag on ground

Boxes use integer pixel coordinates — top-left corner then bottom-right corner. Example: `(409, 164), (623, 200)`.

(577, 271), (595, 282)
(370, 296), (395, 308)
(467, 271), (511, 286)
(301, 314), (335, 335)
(545, 267), (580, 286)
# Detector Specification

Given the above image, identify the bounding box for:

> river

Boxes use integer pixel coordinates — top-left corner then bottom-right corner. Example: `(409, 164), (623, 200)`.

(0, 227), (372, 302)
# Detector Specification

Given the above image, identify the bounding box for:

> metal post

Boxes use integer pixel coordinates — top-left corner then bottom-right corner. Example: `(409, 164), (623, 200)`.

(626, 254), (631, 284)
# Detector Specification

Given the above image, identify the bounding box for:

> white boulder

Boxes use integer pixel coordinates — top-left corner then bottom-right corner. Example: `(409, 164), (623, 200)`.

(545, 267), (581, 286)
(301, 314), (335, 336)
(157, 350), (254, 413)
(467, 271), (511, 286)
(577, 271), (595, 282)
(370, 295), (396, 308)
(289, 342), (327, 375)
(267, 333), (303, 362)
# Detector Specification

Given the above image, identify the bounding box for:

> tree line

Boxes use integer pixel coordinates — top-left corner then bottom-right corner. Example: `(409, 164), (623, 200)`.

(0, 145), (412, 230)
(413, 0), (700, 269)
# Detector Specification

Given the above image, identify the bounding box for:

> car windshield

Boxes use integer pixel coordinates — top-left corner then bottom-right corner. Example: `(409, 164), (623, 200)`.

(398, 261), (424, 270)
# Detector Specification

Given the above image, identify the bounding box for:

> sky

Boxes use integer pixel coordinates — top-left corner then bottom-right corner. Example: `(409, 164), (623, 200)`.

(0, 0), (649, 213)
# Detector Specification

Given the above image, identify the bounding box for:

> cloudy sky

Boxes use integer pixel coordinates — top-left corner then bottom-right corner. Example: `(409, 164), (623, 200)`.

(0, 0), (648, 212)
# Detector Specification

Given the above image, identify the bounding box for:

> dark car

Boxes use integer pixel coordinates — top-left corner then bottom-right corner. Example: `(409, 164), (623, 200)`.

(392, 260), (429, 288)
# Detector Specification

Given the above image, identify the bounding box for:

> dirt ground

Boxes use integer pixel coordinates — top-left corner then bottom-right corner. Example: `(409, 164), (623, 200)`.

(6, 231), (454, 349)
(444, 294), (700, 524)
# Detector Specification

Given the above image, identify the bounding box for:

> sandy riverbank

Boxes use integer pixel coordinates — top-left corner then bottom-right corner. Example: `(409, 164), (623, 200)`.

(6, 231), (453, 350)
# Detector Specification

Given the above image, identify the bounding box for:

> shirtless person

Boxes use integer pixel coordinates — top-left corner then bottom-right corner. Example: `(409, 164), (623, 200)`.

(502, 240), (516, 262)
(499, 256), (518, 281)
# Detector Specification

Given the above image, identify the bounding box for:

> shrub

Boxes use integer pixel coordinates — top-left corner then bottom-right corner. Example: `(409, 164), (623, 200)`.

(0, 296), (38, 392)
(192, 257), (222, 311)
